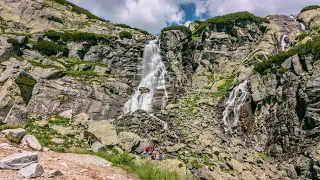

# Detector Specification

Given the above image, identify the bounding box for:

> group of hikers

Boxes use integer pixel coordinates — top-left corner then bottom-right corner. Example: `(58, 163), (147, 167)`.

(144, 146), (163, 160)
(88, 136), (163, 160)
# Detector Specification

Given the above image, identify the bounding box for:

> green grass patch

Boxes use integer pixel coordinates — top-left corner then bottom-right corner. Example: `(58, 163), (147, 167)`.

(119, 31), (132, 39)
(183, 93), (201, 115)
(301, 5), (320, 13)
(75, 150), (184, 180)
(278, 67), (289, 74)
(28, 60), (63, 70)
(254, 35), (320, 75)
(211, 78), (235, 98)
(161, 25), (192, 35)
(259, 152), (271, 161)
(26, 118), (84, 151)
(66, 70), (97, 77)
(0, 124), (23, 131)
(296, 33), (308, 41)
(47, 115), (71, 126)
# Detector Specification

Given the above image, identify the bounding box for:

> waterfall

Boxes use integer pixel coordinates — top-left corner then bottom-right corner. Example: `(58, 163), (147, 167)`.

(222, 80), (248, 132)
(124, 40), (168, 113)
(281, 35), (287, 51)
(300, 23), (306, 32)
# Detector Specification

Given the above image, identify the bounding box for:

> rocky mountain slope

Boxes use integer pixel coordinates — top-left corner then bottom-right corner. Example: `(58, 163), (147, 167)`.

(1, 0), (320, 179)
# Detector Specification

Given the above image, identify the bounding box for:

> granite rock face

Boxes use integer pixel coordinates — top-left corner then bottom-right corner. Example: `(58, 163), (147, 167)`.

(0, 152), (38, 170)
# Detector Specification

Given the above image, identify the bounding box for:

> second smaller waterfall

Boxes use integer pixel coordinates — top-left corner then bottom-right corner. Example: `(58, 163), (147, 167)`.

(281, 35), (287, 51)
(222, 80), (248, 132)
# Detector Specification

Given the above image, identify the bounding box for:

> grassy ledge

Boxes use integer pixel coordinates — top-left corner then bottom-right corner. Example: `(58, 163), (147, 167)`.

(75, 150), (185, 180)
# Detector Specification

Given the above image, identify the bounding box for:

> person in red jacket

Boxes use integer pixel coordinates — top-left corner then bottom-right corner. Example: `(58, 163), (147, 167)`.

(145, 146), (151, 159)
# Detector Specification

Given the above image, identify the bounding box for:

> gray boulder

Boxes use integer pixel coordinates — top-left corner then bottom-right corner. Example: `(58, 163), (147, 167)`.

(21, 135), (42, 150)
(3, 105), (29, 126)
(92, 142), (106, 152)
(0, 152), (38, 170)
(19, 163), (44, 178)
(118, 132), (140, 152)
(88, 120), (118, 146)
(2, 128), (27, 139)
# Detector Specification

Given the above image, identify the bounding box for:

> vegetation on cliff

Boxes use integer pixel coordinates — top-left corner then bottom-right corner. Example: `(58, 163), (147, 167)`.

(52, 0), (105, 21)
(45, 30), (112, 43)
(119, 31), (133, 39)
(300, 5), (320, 13)
(254, 36), (320, 74)
(161, 25), (192, 35)
(33, 40), (68, 56)
(193, 11), (269, 36)
(115, 24), (149, 35)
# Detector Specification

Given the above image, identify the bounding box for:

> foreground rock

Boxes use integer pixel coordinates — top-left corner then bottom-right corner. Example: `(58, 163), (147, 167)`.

(21, 135), (42, 151)
(118, 132), (140, 152)
(92, 142), (106, 152)
(19, 163), (44, 178)
(0, 152), (38, 170)
(1, 128), (26, 139)
(88, 120), (118, 146)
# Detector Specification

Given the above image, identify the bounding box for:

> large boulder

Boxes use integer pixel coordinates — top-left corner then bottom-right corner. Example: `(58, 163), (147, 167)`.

(0, 36), (20, 63)
(2, 128), (27, 139)
(21, 135), (42, 150)
(0, 152), (38, 170)
(92, 142), (106, 152)
(118, 132), (140, 152)
(19, 163), (44, 178)
(165, 143), (186, 153)
(88, 120), (118, 146)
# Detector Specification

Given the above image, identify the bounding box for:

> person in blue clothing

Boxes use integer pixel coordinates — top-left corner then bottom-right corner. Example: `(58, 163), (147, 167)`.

(88, 136), (93, 146)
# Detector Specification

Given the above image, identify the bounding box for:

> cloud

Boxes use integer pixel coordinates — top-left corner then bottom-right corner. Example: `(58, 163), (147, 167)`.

(193, 0), (320, 18)
(69, 0), (191, 34)
(69, 0), (320, 34)
(184, 20), (191, 27)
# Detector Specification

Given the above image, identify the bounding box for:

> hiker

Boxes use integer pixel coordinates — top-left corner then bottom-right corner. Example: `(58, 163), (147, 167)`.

(150, 152), (156, 160)
(158, 152), (163, 160)
(88, 136), (93, 146)
(145, 146), (151, 159)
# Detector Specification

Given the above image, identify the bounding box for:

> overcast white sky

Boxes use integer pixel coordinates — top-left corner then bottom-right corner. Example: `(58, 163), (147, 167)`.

(69, 0), (320, 34)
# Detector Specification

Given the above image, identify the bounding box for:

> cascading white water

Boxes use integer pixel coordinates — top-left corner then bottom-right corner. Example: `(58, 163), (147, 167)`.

(281, 35), (287, 51)
(124, 40), (168, 113)
(300, 22), (306, 32)
(222, 80), (248, 132)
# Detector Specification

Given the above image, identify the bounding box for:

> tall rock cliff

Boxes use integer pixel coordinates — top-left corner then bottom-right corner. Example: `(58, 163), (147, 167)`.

(0, 1), (320, 179)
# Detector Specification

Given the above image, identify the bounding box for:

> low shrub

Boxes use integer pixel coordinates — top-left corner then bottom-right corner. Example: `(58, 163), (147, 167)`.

(301, 5), (320, 13)
(7, 38), (19, 46)
(47, 115), (71, 126)
(33, 40), (68, 56)
(45, 30), (112, 42)
(296, 33), (308, 41)
(119, 31), (132, 39)
(115, 24), (149, 35)
(193, 11), (269, 36)
(254, 36), (320, 74)
(161, 25), (192, 35)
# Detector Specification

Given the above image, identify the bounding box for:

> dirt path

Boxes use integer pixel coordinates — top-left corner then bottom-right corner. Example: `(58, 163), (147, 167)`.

(0, 135), (139, 180)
